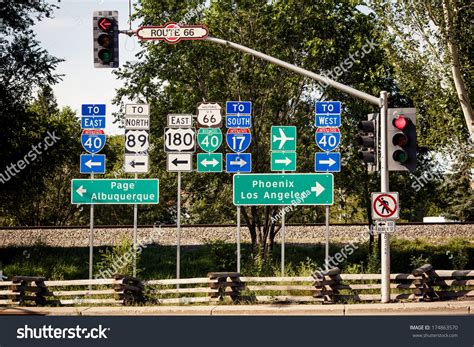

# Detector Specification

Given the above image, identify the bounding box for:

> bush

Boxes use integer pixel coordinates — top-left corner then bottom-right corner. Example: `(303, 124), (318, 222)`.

(95, 237), (141, 278)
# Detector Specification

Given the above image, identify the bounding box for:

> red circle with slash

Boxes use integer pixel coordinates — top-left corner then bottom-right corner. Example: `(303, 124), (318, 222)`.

(373, 194), (397, 218)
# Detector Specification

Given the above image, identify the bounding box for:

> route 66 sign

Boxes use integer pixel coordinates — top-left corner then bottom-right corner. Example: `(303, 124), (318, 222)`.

(197, 102), (222, 128)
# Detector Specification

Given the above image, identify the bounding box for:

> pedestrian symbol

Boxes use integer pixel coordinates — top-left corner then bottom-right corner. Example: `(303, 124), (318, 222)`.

(371, 192), (399, 220)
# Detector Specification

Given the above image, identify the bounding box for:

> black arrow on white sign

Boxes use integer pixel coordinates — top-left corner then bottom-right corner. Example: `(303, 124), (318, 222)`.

(172, 158), (189, 166)
(130, 161), (146, 168)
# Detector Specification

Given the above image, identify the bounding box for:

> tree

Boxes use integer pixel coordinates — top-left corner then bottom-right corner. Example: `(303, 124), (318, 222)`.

(0, 1), (82, 225)
(369, 0), (473, 143)
(113, 0), (401, 256)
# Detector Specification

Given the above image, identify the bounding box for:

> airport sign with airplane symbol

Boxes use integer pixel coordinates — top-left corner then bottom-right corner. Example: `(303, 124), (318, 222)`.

(271, 126), (296, 151)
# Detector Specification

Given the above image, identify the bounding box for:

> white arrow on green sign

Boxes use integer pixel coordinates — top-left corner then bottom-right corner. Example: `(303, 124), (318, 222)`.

(71, 179), (159, 204)
(197, 128), (222, 152)
(233, 173), (333, 206)
(271, 152), (296, 171)
(197, 153), (222, 172)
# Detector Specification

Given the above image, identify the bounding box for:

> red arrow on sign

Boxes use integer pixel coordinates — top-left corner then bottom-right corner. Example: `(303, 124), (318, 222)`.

(98, 17), (112, 31)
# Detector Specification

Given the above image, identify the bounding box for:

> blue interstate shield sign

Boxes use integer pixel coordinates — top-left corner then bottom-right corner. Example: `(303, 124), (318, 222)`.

(81, 129), (106, 154)
(315, 127), (341, 152)
(226, 128), (251, 152)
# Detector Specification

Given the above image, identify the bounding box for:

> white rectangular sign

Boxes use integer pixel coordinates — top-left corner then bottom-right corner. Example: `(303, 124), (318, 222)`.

(124, 155), (149, 173)
(125, 116), (150, 130)
(167, 153), (193, 172)
(167, 114), (193, 128)
(125, 104), (150, 116)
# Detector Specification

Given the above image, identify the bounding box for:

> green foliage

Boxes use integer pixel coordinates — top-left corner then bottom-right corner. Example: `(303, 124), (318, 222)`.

(366, 245), (380, 273)
(95, 237), (142, 277)
(204, 239), (236, 272)
(446, 238), (470, 270)
(409, 254), (431, 269)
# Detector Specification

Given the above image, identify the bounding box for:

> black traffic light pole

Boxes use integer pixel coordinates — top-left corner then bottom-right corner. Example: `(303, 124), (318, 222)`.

(203, 36), (392, 303)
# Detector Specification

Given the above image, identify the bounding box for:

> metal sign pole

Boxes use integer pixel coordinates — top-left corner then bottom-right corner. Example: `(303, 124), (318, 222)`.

(237, 205), (241, 273)
(177, 171), (181, 286)
(281, 207), (285, 277)
(236, 172), (241, 273)
(89, 172), (94, 289)
(380, 91), (391, 303)
(133, 173), (138, 277)
(325, 205), (330, 271)
(281, 169), (286, 277)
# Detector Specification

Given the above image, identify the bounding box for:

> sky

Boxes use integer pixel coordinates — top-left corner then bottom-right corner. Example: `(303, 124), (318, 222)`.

(34, 1), (374, 136)
(34, 0), (142, 135)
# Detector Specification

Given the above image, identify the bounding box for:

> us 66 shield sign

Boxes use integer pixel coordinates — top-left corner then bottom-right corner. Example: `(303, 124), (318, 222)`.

(164, 128), (195, 152)
(197, 103), (222, 128)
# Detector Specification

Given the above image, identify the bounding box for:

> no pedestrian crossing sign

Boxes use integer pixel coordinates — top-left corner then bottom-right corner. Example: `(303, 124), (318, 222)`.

(371, 192), (399, 220)
(71, 179), (159, 204)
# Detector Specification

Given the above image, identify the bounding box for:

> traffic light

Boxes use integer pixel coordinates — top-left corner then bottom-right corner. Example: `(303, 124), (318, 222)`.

(387, 108), (416, 171)
(93, 11), (119, 68)
(357, 113), (378, 171)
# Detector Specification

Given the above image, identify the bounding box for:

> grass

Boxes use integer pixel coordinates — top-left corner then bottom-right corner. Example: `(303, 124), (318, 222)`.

(0, 238), (473, 280)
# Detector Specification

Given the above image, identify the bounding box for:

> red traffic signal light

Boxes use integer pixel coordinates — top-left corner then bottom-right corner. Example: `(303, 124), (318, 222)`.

(93, 11), (119, 68)
(387, 109), (416, 171)
(98, 17), (113, 32)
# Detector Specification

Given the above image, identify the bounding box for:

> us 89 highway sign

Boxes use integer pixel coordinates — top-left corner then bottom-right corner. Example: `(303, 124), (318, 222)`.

(125, 130), (149, 154)
(164, 127), (196, 152)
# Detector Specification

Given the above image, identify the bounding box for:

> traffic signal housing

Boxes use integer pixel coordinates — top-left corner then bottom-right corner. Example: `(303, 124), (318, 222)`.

(357, 113), (378, 171)
(93, 11), (119, 68)
(387, 108), (416, 171)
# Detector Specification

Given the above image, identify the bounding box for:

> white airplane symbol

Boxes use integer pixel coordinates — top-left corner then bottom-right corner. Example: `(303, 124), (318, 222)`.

(273, 128), (295, 149)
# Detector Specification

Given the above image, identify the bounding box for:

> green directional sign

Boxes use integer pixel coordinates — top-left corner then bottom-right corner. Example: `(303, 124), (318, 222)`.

(233, 173), (333, 206)
(197, 128), (222, 152)
(197, 153), (222, 172)
(271, 152), (296, 171)
(271, 126), (296, 151)
(71, 179), (159, 204)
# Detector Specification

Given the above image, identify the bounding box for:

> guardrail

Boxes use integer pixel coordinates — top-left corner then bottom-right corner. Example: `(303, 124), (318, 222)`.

(0, 265), (472, 306)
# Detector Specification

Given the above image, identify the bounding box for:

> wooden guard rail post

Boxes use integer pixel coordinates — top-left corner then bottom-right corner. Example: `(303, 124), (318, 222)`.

(208, 272), (244, 302)
(10, 276), (52, 306)
(411, 264), (436, 301)
(312, 267), (341, 303)
(113, 274), (144, 304)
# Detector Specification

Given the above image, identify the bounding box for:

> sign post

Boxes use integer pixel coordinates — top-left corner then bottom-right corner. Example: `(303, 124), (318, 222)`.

(124, 104), (150, 277)
(165, 114), (195, 282)
(80, 104), (106, 286)
(270, 125), (297, 276)
(315, 101), (342, 272)
(225, 101), (252, 272)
